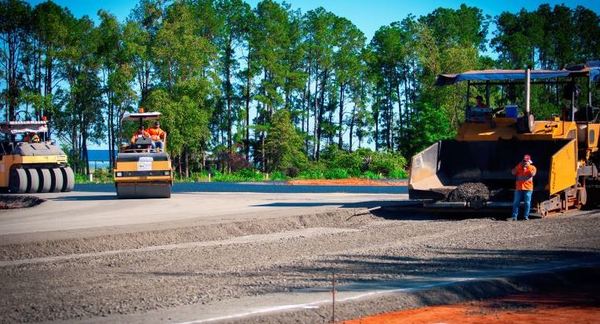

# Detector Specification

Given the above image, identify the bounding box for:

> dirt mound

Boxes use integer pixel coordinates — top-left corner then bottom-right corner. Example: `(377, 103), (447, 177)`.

(0, 195), (45, 209)
(447, 182), (490, 202)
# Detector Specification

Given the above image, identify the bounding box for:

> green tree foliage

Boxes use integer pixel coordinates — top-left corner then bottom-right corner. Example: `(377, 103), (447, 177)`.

(1, 1), (599, 180)
(0, 0), (31, 120)
(264, 109), (307, 174)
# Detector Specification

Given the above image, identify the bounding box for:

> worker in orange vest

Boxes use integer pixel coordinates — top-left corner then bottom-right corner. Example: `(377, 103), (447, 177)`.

(510, 154), (537, 221)
(147, 121), (166, 150)
(131, 125), (150, 144)
(23, 132), (40, 143)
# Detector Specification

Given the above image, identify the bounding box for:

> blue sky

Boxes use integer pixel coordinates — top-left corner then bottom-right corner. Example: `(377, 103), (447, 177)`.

(26, 0), (600, 41)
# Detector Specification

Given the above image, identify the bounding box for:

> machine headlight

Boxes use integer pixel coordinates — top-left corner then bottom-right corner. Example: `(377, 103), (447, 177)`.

(116, 172), (123, 177)
(163, 171), (170, 176)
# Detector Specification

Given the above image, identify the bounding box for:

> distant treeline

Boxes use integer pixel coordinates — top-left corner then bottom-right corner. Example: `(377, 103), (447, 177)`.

(1, 0), (599, 176)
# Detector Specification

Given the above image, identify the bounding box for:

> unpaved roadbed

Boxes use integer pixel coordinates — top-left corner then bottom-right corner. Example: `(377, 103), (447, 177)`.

(0, 207), (599, 323)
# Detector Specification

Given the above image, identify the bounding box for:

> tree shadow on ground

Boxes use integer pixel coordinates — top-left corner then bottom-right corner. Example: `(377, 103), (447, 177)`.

(223, 248), (600, 297)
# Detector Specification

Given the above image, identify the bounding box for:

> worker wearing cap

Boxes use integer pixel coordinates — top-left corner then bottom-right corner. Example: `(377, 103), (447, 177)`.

(147, 121), (166, 150)
(510, 154), (537, 221)
(131, 125), (150, 144)
(467, 95), (492, 122)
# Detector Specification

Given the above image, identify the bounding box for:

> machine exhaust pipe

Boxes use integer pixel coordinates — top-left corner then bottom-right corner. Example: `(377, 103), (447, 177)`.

(525, 68), (531, 116)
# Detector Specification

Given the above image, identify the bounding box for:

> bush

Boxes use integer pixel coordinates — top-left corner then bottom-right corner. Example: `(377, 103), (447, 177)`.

(324, 168), (348, 179)
(369, 151), (407, 177)
(271, 171), (288, 181)
(284, 166), (299, 178)
(298, 169), (323, 179)
(298, 162), (326, 179)
(190, 170), (211, 182)
(360, 171), (382, 179)
(212, 169), (259, 182)
(92, 168), (113, 182)
(388, 168), (408, 179)
(75, 173), (90, 184)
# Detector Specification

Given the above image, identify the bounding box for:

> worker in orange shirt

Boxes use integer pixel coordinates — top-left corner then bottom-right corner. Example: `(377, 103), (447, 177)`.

(131, 125), (150, 144)
(510, 154), (537, 221)
(23, 132), (40, 143)
(147, 121), (166, 150)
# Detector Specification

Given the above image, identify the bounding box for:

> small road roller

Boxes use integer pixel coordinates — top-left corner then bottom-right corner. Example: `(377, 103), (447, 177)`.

(0, 121), (74, 193)
(113, 111), (173, 198)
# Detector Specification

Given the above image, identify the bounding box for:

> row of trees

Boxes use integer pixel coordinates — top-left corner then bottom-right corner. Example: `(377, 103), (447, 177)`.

(1, 0), (599, 176)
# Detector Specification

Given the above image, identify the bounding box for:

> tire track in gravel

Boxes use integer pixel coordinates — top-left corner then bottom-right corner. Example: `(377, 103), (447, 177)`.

(0, 227), (358, 267)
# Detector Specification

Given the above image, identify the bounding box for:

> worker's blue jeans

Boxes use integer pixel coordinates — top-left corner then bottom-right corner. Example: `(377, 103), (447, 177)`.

(512, 190), (533, 220)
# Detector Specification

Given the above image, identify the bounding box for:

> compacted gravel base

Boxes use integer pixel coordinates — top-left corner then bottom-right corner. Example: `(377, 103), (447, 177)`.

(0, 208), (599, 323)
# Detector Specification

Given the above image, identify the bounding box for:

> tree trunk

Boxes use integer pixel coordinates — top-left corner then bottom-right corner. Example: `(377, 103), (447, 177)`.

(397, 80), (403, 151)
(303, 62), (311, 154)
(374, 93), (380, 151)
(44, 53), (53, 137)
(185, 149), (189, 178)
(225, 36), (233, 155)
(178, 154), (182, 178)
(244, 52), (251, 161)
(316, 69), (328, 161)
(312, 64), (320, 160)
(349, 104), (356, 152)
(338, 84), (345, 149)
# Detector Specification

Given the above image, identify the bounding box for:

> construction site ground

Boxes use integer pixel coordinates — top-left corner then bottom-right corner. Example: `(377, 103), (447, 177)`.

(0, 184), (599, 323)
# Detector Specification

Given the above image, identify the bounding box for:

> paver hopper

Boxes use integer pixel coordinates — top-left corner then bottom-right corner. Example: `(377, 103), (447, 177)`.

(409, 64), (600, 216)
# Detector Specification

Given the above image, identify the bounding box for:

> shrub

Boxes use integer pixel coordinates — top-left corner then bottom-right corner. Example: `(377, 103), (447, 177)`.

(369, 151), (407, 177)
(212, 168), (263, 182)
(284, 166), (299, 178)
(298, 162), (326, 179)
(361, 171), (382, 179)
(324, 168), (348, 179)
(388, 168), (408, 179)
(92, 168), (113, 182)
(271, 171), (288, 181)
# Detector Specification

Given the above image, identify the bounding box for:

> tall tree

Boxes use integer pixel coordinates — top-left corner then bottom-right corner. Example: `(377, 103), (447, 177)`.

(0, 0), (31, 121)
(97, 10), (135, 169)
(332, 16), (365, 150)
(214, 0), (251, 155)
(152, 1), (217, 176)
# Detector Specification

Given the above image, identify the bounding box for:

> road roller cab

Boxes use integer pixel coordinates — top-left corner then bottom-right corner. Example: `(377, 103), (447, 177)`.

(409, 62), (600, 216)
(113, 111), (173, 198)
(0, 121), (75, 193)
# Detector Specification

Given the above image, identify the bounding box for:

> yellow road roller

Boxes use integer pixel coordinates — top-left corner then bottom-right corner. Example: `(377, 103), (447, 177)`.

(113, 111), (173, 198)
(0, 121), (74, 193)
(409, 62), (600, 216)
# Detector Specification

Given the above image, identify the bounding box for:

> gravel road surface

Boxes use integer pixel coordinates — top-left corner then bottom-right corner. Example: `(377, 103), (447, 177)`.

(0, 187), (598, 323)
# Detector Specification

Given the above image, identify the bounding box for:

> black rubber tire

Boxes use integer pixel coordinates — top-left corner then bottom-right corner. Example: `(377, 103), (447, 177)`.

(61, 167), (75, 192)
(9, 168), (28, 193)
(50, 168), (64, 193)
(25, 168), (40, 193)
(37, 168), (52, 193)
